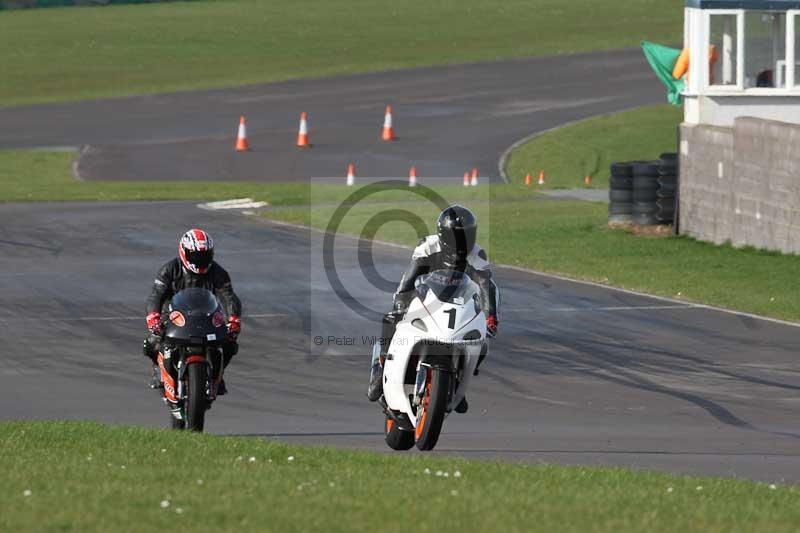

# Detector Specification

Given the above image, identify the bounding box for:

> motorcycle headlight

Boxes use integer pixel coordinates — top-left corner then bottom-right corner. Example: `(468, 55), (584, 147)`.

(463, 330), (481, 341)
(411, 319), (428, 332)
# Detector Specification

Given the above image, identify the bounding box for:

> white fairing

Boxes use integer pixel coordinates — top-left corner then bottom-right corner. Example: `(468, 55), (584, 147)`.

(383, 271), (486, 427)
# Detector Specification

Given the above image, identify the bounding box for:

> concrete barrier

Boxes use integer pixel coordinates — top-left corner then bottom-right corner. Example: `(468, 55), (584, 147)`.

(679, 117), (800, 254)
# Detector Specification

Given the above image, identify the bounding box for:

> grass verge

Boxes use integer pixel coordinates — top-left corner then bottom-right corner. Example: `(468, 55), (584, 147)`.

(0, 0), (684, 106)
(504, 105), (684, 189)
(1, 421), (798, 532)
(3, 148), (799, 321)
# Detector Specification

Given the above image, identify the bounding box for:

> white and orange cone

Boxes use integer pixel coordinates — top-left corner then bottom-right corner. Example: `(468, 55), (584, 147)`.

(470, 168), (479, 186)
(409, 166), (418, 187)
(381, 105), (395, 141)
(538, 170), (545, 185)
(525, 173), (532, 186)
(584, 175), (592, 186)
(235, 116), (249, 152)
(346, 163), (356, 186)
(463, 171), (470, 187)
(296, 112), (310, 148)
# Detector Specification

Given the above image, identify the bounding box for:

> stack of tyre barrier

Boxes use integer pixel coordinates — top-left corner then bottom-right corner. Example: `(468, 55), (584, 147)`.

(631, 161), (660, 225)
(609, 155), (677, 226)
(656, 153), (677, 224)
(608, 162), (634, 223)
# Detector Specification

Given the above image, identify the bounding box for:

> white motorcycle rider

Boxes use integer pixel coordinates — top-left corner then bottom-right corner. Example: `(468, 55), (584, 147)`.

(367, 205), (499, 451)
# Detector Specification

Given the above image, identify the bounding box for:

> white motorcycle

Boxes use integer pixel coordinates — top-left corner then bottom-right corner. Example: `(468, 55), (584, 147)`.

(376, 269), (487, 451)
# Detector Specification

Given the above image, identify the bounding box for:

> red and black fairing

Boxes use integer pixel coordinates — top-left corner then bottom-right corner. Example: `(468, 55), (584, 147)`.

(157, 288), (228, 402)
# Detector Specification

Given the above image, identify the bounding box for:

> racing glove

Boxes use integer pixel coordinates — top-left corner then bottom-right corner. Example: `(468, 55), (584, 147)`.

(486, 315), (498, 338)
(146, 312), (162, 335)
(227, 315), (242, 341)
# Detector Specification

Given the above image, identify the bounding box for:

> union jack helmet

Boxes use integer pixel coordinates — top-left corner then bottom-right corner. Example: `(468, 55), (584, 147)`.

(179, 229), (214, 274)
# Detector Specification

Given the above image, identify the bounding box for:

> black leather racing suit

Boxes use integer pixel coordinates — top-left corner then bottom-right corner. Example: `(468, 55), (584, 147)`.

(143, 258), (242, 364)
(379, 235), (499, 357)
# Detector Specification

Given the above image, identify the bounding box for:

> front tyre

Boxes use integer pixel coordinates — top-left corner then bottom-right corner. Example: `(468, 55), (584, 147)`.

(414, 367), (450, 451)
(186, 363), (208, 432)
(384, 416), (414, 450)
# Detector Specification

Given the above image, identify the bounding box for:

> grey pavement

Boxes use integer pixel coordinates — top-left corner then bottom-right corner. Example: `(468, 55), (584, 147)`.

(0, 49), (663, 183)
(1, 201), (799, 483)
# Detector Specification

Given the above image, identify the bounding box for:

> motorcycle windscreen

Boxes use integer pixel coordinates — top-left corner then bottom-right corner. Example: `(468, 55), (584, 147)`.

(417, 269), (473, 304)
(170, 288), (221, 316)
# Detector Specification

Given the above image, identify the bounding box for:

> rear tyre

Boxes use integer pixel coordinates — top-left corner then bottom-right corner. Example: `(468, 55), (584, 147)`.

(414, 367), (450, 451)
(384, 416), (414, 450)
(186, 364), (207, 432)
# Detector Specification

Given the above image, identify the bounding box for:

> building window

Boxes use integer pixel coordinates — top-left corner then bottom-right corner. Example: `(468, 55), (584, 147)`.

(709, 14), (739, 86)
(745, 12), (786, 88)
(794, 13), (800, 87)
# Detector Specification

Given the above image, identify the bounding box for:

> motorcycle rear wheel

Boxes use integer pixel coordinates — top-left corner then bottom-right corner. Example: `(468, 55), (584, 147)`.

(414, 367), (450, 451)
(384, 416), (414, 450)
(186, 364), (207, 432)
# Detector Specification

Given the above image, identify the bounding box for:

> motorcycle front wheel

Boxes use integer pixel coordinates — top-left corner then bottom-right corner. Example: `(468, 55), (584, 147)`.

(185, 363), (208, 432)
(414, 366), (450, 451)
(384, 416), (414, 450)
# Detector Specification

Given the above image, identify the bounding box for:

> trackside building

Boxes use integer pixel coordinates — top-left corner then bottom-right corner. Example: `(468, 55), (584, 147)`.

(679, 0), (800, 252)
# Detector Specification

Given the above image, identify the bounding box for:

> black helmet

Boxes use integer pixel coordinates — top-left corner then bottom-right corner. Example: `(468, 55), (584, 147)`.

(437, 205), (477, 262)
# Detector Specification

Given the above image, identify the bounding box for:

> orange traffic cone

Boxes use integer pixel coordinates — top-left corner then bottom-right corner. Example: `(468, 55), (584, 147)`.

(463, 171), (470, 187)
(409, 166), (418, 187)
(584, 175), (592, 186)
(381, 105), (395, 141)
(296, 112), (310, 148)
(525, 173), (532, 186)
(346, 163), (355, 186)
(470, 168), (479, 186)
(235, 116), (249, 152)
(538, 170), (545, 185)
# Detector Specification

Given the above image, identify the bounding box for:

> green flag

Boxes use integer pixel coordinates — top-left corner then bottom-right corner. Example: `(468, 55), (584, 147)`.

(641, 41), (685, 106)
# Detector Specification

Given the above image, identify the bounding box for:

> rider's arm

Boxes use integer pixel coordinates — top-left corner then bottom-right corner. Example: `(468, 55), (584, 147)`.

(145, 261), (174, 315)
(393, 239), (431, 309)
(468, 248), (499, 318)
(212, 266), (243, 318)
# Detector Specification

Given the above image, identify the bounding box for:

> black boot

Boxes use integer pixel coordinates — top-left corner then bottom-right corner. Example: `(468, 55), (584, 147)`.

(149, 364), (163, 389)
(216, 378), (228, 396)
(454, 397), (468, 414)
(367, 362), (383, 402)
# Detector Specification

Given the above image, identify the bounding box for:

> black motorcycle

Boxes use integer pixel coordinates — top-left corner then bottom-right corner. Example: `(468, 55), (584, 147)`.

(155, 288), (228, 432)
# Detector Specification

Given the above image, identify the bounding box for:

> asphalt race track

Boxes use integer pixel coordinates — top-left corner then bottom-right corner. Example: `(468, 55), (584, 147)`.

(2, 202), (800, 483)
(2, 51), (800, 483)
(0, 49), (662, 182)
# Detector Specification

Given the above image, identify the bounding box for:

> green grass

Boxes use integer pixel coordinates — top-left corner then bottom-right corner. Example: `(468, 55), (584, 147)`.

(0, 0), (684, 106)
(505, 105), (684, 188)
(2, 147), (800, 321)
(2, 422), (798, 532)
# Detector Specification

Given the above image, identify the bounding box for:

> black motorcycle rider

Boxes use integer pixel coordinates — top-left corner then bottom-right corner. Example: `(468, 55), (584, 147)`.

(366, 205), (499, 413)
(143, 229), (242, 394)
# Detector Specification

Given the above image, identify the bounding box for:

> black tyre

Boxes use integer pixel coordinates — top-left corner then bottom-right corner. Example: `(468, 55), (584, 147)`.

(633, 176), (659, 190)
(658, 166), (676, 177)
(414, 366), (450, 451)
(186, 363), (208, 432)
(658, 175), (676, 187)
(633, 189), (658, 202)
(631, 161), (660, 177)
(656, 188), (676, 199)
(384, 416), (414, 450)
(633, 213), (659, 225)
(610, 162), (633, 177)
(609, 214), (633, 223)
(610, 176), (633, 190)
(608, 202), (633, 215)
(632, 201), (658, 215)
(609, 189), (633, 203)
